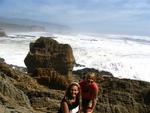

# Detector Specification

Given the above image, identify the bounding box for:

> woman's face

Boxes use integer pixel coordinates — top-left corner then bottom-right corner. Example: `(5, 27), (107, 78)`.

(70, 85), (79, 98)
(86, 76), (94, 85)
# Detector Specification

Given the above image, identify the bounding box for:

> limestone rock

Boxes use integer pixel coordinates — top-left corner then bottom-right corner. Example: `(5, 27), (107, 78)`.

(35, 68), (68, 90)
(27, 90), (64, 112)
(96, 77), (150, 113)
(1, 56), (150, 113)
(24, 37), (75, 76)
(0, 57), (52, 113)
(0, 59), (34, 113)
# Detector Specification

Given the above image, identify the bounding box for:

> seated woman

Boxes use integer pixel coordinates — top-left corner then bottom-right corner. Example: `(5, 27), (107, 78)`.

(58, 82), (81, 113)
(79, 72), (99, 113)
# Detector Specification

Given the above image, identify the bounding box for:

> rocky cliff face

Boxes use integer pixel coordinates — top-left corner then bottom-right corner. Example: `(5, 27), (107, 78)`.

(0, 37), (150, 113)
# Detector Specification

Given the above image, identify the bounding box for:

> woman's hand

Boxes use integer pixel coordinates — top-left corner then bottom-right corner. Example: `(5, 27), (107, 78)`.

(86, 109), (93, 113)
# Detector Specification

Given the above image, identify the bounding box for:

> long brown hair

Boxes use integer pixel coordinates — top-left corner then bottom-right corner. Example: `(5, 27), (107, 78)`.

(64, 82), (81, 111)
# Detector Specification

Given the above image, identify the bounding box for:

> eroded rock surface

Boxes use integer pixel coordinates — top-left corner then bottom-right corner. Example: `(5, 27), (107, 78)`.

(24, 37), (75, 76)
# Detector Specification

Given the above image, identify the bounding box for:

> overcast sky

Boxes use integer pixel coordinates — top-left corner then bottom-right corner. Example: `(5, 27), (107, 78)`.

(0, 0), (150, 36)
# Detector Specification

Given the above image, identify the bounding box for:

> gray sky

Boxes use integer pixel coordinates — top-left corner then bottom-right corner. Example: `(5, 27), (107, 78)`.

(0, 0), (150, 36)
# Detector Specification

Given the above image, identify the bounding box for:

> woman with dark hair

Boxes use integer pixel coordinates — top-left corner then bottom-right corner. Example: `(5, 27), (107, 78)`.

(58, 82), (81, 113)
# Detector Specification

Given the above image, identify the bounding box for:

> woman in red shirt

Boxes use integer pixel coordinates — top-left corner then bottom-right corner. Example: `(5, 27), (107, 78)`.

(79, 72), (99, 113)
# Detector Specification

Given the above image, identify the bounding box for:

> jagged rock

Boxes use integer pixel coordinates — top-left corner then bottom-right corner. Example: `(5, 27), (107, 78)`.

(24, 37), (75, 76)
(0, 72), (35, 113)
(0, 73), (31, 107)
(0, 28), (6, 37)
(27, 90), (64, 112)
(0, 58), (5, 62)
(35, 68), (68, 90)
(24, 37), (75, 89)
(96, 77), (150, 113)
(73, 68), (113, 79)
(0, 57), (53, 113)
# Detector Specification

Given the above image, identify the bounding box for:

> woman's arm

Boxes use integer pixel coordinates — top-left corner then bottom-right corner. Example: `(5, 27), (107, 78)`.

(62, 101), (70, 113)
(90, 86), (99, 113)
(89, 98), (97, 113)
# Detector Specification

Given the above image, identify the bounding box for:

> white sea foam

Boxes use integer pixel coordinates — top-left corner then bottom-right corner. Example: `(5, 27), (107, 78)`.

(0, 32), (150, 82)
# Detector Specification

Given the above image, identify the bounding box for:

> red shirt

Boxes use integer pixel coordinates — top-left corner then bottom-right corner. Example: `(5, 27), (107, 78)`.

(79, 80), (99, 100)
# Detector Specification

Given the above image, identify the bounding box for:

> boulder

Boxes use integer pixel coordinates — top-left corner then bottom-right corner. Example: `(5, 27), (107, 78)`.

(24, 37), (75, 89)
(24, 37), (75, 75)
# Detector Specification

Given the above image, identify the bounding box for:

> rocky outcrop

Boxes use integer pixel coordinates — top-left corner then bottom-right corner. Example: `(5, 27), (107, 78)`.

(24, 37), (75, 76)
(27, 89), (64, 112)
(0, 28), (6, 37)
(96, 77), (150, 113)
(24, 37), (75, 89)
(73, 68), (113, 79)
(1, 58), (150, 113)
(0, 58), (35, 113)
(35, 68), (68, 90)
(0, 74), (32, 113)
(0, 57), (65, 113)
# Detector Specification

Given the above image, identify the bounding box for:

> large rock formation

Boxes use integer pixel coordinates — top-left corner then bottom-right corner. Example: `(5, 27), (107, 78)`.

(24, 37), (75, 89)
(1, 58), (150, 113)
(96, 77), (150, 113)
(0, 57), (66, 113)
(24, 37), (75, 75)
(0, 58), (37, 113)
(1, 54), (150, 113)
(0, 28), (6, 37)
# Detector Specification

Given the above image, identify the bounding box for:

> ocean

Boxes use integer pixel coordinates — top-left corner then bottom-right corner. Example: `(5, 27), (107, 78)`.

(0, 32), (150, 82)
